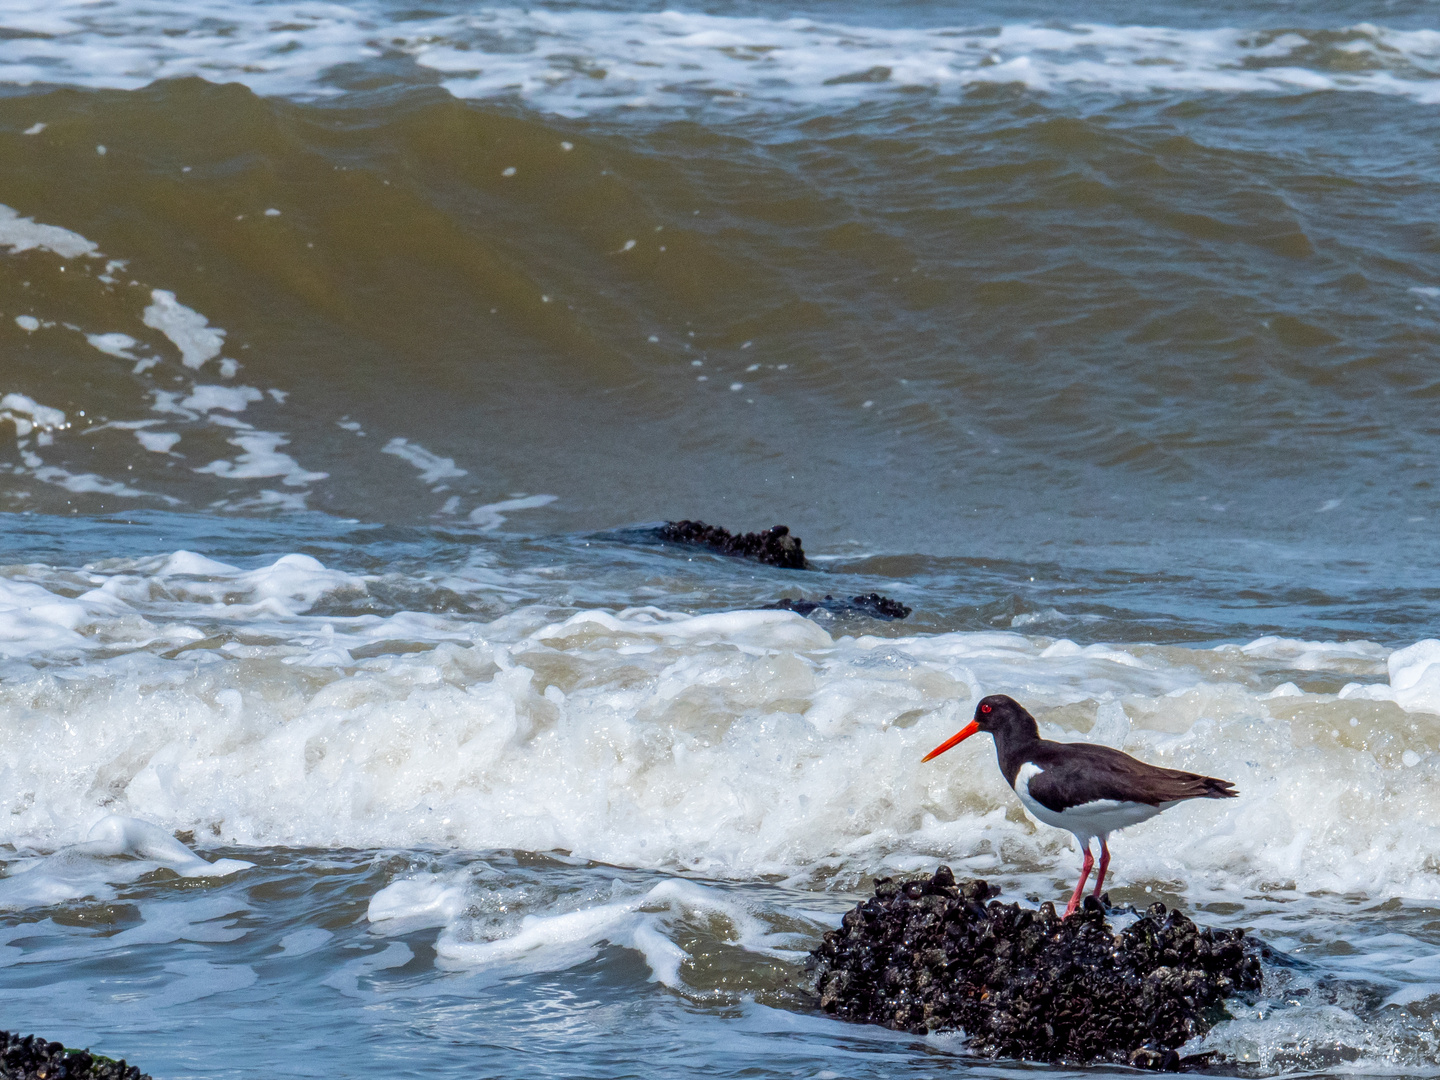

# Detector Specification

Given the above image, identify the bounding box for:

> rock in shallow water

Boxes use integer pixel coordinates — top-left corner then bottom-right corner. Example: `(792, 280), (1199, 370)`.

(0, 1031), (149, 1080)
(809, 867), (1264, 1067)
(764, 593), (911, 620)
(657, 520), (810, 569)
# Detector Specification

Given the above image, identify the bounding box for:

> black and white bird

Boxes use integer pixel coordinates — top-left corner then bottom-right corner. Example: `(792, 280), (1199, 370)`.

(922, 694), (1238, 917)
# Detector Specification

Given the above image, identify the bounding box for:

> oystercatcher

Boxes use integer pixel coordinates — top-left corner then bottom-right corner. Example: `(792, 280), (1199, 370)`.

(922, 694), (1237, 917)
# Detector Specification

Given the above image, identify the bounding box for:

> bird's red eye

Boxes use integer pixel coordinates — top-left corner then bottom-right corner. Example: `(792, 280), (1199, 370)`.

(980, 703), (991, 714)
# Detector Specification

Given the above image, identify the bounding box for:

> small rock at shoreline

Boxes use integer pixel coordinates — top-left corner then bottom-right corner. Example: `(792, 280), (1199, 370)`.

(764, 593), (911, 620)
(1, 1031), (150, 1080)
(657, 520), (809, 569)
(809, 867), (1264, 1067)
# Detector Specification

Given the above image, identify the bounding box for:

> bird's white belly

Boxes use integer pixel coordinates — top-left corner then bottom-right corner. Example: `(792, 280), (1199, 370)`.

(1013, 763), (1162, 842)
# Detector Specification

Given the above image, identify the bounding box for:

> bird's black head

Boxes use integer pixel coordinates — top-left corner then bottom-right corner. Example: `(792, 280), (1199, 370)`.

(972, 694), (1040, 738)
(922, 693), (1040, 762)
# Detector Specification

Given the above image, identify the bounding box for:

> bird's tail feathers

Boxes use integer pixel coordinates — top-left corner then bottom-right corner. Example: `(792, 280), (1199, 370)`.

(1199, 775), (1239, 799)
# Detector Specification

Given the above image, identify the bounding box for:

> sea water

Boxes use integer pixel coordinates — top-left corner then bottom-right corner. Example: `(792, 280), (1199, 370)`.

(2, 0), (1440, 1075)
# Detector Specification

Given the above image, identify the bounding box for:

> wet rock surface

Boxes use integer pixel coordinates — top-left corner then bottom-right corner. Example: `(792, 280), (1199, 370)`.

(809, 867), (1264, 1067)
(764, 593), (911, 620)
(657, 521), (809, 569)
(1, 1031), (149, 1080)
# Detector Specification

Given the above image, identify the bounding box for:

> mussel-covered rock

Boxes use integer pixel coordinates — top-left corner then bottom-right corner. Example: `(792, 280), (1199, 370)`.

(0, 1031), (150, 1080)
(809, 867), (1263, 1067)
(764, 593), (911, 620)
(657, 521), (809, 569)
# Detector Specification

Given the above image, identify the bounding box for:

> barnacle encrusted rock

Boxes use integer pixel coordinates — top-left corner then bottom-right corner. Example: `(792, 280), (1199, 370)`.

(764, 593), (911, 620)
(0, 1031), (150, 1080)
(657, 520), (809, 569)
(809, 867), (1264, 1067)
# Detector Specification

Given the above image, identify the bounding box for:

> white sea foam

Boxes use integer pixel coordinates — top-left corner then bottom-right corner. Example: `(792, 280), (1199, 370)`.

(369, 868), (799, 987)
(0, 816), (250, 910)
(181, 385), (263, 413)
(2, 557), (1439, 910)
(136, 430), (181, 453)
(0, 392), (67, 434)
(142, 289), (226, 370)
(29, 463), (161, 500)
(0, 576), (90, 657)
(367, 874), (472, 934)
(194, 430), (330, 487)
(467, 493), (558, 530)
(382, 438), (467, 488)
(1337, 639), (1440, 713)
(0, 3), (1438, 109)
(0, 202), (99, 258)
(87, 550), (366, 616)
(0, 204), (348, 512)
(0, 201), (503, 516)
(86, 331), (142, 360)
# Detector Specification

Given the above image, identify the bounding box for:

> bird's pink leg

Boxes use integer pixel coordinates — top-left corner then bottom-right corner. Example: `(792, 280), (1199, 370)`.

(1091, 837), (1111, 900)
(1063, 844), (1095, 918)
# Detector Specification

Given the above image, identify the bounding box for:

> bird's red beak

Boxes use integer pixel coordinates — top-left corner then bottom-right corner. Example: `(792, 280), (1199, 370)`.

(921, 720), (980, 762)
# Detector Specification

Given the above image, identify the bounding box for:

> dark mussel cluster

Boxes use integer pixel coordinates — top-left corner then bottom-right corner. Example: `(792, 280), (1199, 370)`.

(0, 1032), (149, 1080)
(764, 593), (912, 620)
(657, 521), (809, 569)
(809, 867), (1264, 1068)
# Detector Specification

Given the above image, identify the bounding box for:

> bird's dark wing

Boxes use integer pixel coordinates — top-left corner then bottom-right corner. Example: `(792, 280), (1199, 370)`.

(1025, 741), (1237, 813)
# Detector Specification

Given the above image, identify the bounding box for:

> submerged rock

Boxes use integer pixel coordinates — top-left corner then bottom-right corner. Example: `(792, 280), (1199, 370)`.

(657, 520), (809, 569)
(0, 1031), (149, 1080)
(764, 593), (911, 620)
(809, 867), (1263, 1067)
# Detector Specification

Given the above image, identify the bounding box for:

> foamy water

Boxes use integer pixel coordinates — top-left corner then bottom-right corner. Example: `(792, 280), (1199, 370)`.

(3, 550), (1439, 893)
(1, 203), (558, 527)
(5, 546), (1440, 1071)
(1, 2), (1438, 108)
